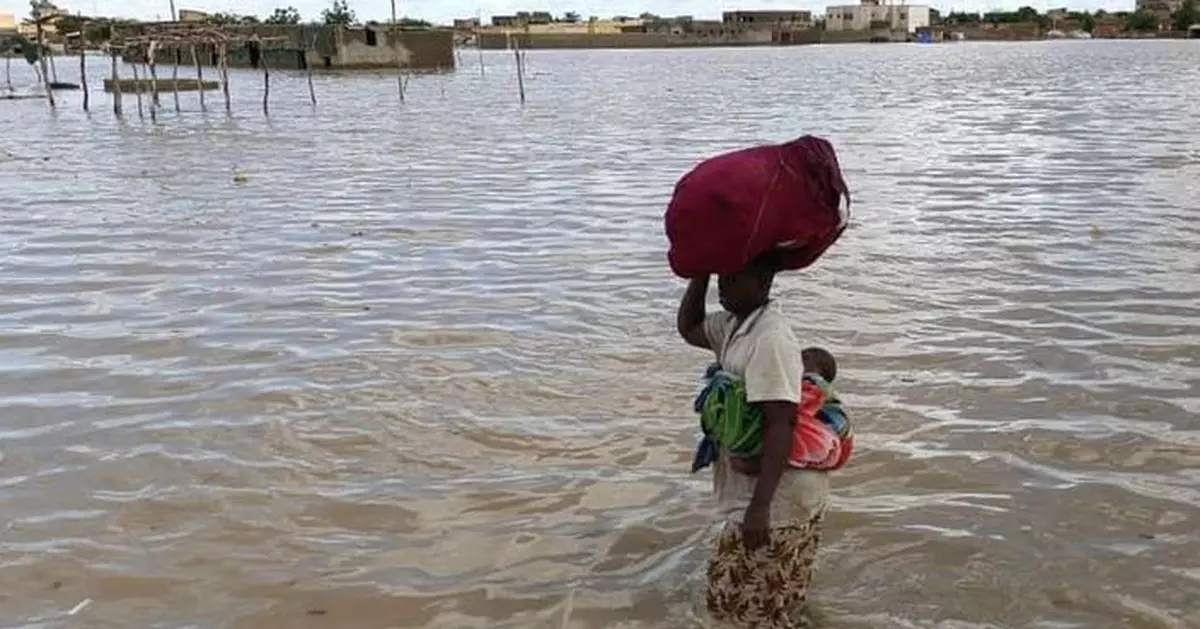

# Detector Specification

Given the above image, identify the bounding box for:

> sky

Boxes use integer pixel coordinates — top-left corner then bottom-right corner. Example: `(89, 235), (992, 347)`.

(0, 0), (1137, 25)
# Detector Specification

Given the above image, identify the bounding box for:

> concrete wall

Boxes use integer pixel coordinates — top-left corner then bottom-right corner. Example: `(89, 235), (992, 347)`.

(478, 29), (772, 49)
(330, 28), (454, 70)
(120, 24), (453, 71)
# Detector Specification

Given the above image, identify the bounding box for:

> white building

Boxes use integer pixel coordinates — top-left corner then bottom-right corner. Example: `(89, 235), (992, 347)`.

(825, 0), (931, 32)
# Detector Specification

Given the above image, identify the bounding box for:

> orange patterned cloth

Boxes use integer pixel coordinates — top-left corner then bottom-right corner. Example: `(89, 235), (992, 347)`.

(706, 510), (826, 628)
(788, 374), (852, 471)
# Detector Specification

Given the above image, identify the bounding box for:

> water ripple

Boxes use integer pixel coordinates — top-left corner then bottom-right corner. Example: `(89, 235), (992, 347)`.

(1, 41), (1198, 629)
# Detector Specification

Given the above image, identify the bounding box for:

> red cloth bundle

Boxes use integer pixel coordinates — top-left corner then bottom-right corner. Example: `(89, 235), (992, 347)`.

(664, 136), (851, 278)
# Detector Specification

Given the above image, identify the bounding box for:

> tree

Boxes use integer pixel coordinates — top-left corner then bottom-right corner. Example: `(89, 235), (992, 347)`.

(1014, 5), (1040, 22)
(321, 0), (355, 26)
(1081, 12), (1096, 32)
(562, 11), (580, 23)
(1125, 9), (1158, 31)
(265, 6), (301, 24)
(1173, 0), (1198, 31)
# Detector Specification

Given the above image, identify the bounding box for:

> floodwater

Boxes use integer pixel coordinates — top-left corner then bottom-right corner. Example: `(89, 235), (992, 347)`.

(1, 41), (1198, 629)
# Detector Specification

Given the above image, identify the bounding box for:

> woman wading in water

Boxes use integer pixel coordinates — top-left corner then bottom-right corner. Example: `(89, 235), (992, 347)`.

(677, 253), (831, 628)
(666, 135), (850, 628)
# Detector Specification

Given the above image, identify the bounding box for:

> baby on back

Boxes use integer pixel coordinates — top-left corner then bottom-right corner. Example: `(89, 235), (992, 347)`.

(789, 347), (852, 470)
(690, 346), (853, 475)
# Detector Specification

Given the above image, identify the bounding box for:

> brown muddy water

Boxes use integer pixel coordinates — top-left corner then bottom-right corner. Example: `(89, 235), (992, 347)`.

(1, 41), (1198, 629)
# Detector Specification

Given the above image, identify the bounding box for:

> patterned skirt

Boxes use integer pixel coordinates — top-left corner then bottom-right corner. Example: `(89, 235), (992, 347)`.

(705, 510), (825, 629)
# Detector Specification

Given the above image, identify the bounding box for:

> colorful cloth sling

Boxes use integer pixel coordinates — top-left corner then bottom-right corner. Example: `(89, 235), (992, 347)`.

(691, 366), (852, 474)
(788, 374), (853, 471)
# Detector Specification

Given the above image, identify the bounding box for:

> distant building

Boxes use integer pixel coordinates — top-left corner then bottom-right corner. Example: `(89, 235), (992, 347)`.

(825, 0), (931, 32)
(491, 11), (554, 27)
(1136, 0), (1183, 12)
(453, 17), (480, 30)
(0, 12), (17, 34)
(177, 9), (211, 22)
(723, 10), (814, 29)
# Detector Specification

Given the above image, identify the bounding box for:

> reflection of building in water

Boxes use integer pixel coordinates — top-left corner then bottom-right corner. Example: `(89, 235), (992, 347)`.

(824, 0), (931, 33)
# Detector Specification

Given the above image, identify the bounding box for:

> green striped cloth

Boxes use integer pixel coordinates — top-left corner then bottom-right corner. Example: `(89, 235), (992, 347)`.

(697, 365), (764, 458)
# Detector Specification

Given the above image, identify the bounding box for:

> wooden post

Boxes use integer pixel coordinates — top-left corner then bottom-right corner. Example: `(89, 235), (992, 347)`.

(131, 61), (144, 119)
(306, 33), (317, 106)
(191, 44), (205, 111)
(476, 28), (485, 77)
(147, 41), (160, 111)
(5, 54), (11, 90)
(48, 48), (58, 82)
(257, 38), (270, 116)
(79, 44), (88, 111)
(171, 48), (180, 111)
(33, 3), (55, 108)
(110, 45), (122, 116)
(391, 0), (405, 102)
(219, 42), (230, 113)
(513, 42), (525, 104)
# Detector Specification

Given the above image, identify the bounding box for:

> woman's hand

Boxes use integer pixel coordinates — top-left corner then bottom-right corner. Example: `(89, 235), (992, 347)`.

(677, 275), (712, 350)
(742, 502), (771, 551)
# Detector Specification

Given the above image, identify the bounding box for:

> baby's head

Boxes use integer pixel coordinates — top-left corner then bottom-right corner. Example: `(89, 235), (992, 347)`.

(801, 347), (837, 383)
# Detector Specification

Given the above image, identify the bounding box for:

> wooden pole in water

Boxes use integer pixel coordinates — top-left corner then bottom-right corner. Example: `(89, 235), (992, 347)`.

(191, 43), (205, 111)
(131, 61), (144, 119)
(257, 38), (270, 116)
(148, 41), (160, 110)
(5, 54), (11, 90)
(306, 33), (316, 106)
(391, 0), (405, 103)
(513, 41), (525, 104)
(79, 44), (88, 111)
(476, 9), (484, 76)
(110, 44), (122, 116)
(33, 3), (55, 108)
(219, 42), (230, 113)
(171, 48), (180, 111)
(48, 48), (58, 82)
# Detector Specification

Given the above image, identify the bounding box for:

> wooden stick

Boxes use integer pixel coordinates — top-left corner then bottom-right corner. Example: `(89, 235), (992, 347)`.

(33, 7), (55, 108)
(306, 33), (316, 106)
(131, 61), (143, 119)
(5, 54), (11, 90)
(171, 51), (180, 111)
(110, 45), (122, 116)
(258, 39), (270, 116)
(191, 44), (205, 111)
(219, 42), (230, 113)
(475, 9), (485, 77)
(514, 42), (525, 104)
(148, 41), (160, 111)
(79, 44), (88, 111)
(391, 0), (405, 102)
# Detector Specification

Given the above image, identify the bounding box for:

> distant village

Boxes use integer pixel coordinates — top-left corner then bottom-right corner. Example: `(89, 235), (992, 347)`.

(2, 0), (1198, 55)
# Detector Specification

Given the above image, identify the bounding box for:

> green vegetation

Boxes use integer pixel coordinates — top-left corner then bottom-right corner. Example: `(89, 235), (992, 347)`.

(321, 0), (355, 26)
(1124, 9), (1159, 31)
(1173, 0), (1199, 31)
(264, 6), (302, 25)
(939, 5), (1188, 33)
(208, 12), (260, 25)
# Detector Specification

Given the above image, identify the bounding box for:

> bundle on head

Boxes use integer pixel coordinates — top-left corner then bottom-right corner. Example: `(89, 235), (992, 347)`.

(664, 135), (851, 279)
